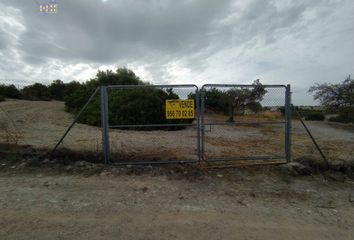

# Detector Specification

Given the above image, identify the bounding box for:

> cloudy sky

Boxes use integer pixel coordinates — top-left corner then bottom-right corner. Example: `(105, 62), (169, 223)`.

(0, 0), (353, 104)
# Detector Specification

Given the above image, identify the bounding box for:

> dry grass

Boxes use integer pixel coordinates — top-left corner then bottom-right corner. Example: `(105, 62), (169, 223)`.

(0, 100), (353, 164)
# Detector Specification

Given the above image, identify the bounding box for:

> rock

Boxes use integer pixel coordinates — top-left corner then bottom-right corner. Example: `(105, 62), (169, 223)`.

(295, 156), (328, 173)
(329, 159), (347, 172)
(18, 162), (27, 168)
(325, 171), (346, 182)
(99, 171), (109, 177)
(217, 174), (223, 178)
(42, 159), (51, 164)
(278, 162), (312, 176)
(178, 193), (185, 200)
(65, 166), (73, 171)
(249, 192), (256, 198)
(237, 199), (248, 206)
(349, 193), (354, 203)
(74, 161), (86, 167)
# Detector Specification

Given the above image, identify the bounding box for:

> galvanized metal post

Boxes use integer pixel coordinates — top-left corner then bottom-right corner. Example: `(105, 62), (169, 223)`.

(285, 84), (292, 162)
(200, 88), (205, 161)
(100, 86), (110, 164)
(195, 88), (201, 162)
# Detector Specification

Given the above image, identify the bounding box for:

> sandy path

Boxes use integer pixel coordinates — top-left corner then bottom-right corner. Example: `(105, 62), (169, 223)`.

(0, 172), (353, 240)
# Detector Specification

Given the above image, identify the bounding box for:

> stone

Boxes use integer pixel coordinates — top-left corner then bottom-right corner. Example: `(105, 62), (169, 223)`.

(18, 162), (27, 168)
(74, 161), (86, 167)
(329, 159), (347, 172)
(325, 171), (346, 182)
(349, 193), (354, 203)
(295, 156), (328, 172)
(65, 166), (73, 171)
(42, 159), (51, 164)
(278, 162), (312, 176)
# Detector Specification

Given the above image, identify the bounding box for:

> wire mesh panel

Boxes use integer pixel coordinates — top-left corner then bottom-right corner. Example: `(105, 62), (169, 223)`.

(200, 84), (291, 163)
(102, 85), (200, 165)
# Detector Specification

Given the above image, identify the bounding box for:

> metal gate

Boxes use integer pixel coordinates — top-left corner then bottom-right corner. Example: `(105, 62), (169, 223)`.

(53, 83), (291, 165)
(200, 84), (291, 163)
(100, 84), (200, 165)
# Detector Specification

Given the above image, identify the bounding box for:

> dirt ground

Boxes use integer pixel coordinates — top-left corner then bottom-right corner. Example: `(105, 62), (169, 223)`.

(0, 164), (354, 240)
(0, 99), (353, 162)
(0, 100), (354, 239)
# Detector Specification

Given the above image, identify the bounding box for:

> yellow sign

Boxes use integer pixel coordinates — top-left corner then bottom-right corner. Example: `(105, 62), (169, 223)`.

(165, 99), (195, 119)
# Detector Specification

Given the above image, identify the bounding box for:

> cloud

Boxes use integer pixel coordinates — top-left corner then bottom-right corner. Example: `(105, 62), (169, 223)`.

(0, 0), (353, 104)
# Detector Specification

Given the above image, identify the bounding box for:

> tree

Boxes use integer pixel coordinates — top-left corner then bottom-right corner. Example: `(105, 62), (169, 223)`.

(309, 76), (354, 123)
(48, 80), (66, 100)
(204, 80), (267, 122)
(22, 83), (51, 100)
(309, 76), (354, 109)
(64, 81), (82, 97)
(65, 68), (191, 128)
(0, 84), (22, 99)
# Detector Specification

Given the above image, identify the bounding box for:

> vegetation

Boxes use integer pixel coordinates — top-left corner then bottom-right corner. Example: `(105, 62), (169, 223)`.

(204, 80), (267, 122)
(309, 76), (354, 123)
(46, 80), (82, 101)
(65, 68), (193, 128)
(0, 80), (82, 101)
(304, 112), (325, 121)
(0, 84), (22, 99)
(0, 68), (194, 129)
(22, 83), (51, 100)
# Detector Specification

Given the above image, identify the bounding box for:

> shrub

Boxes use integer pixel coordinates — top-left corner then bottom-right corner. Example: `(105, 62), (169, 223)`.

(48, 80), (66, 100)
(0, 95), (5, 102)
(0, 84), (22, 99)
(304, 112), (325, 121)
(328, 107), (354, 123)
(65, 68), (193, 129)
(22, 83), (51, 100)
(262, 111), (281, 120)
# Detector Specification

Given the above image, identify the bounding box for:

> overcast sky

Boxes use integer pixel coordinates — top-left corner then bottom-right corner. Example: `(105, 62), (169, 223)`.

(0, 0), (353, 104)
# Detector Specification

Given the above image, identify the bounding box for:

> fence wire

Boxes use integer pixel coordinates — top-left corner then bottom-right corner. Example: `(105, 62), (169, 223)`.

(102, 85), (200, 164)
(200, 84), (290, 162)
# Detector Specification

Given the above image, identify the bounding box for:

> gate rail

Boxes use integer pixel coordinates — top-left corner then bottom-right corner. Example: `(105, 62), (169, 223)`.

(52, 83), (291, 165)
(200, 84), (291, 163)
(101, 84), (200, 165)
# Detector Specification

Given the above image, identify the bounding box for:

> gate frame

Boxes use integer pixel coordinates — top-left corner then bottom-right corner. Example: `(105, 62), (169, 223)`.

(100, 84), (201, 165)
(52, 83), (291, 166)
(200, 84), (291, 163)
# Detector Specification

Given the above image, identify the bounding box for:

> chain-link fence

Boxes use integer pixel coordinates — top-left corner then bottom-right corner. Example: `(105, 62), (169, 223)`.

(2, 80), (354, 167)
(100, 85), (200, 164)
(200, 84), (291, 163)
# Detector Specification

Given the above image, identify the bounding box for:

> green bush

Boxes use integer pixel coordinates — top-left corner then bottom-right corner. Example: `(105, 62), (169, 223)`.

(0, 95), (5, 102)
(304, 112), (325, 121)
(22, 83), (51, 100)
(65, 68), (193, 129)
(0, 84), (22, 99)
(48, 80), (82, 101)
(48, 80), (66, 100)
(328, 107), (354, 123)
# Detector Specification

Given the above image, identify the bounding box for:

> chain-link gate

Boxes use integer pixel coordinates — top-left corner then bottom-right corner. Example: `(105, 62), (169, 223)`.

(52, 83), (291, 165)
(100, 85), (200, 165)
(200, 84), (291, 163)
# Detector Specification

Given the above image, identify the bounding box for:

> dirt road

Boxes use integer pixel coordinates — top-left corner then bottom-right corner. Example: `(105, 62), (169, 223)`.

(1, 169), (353, 240)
